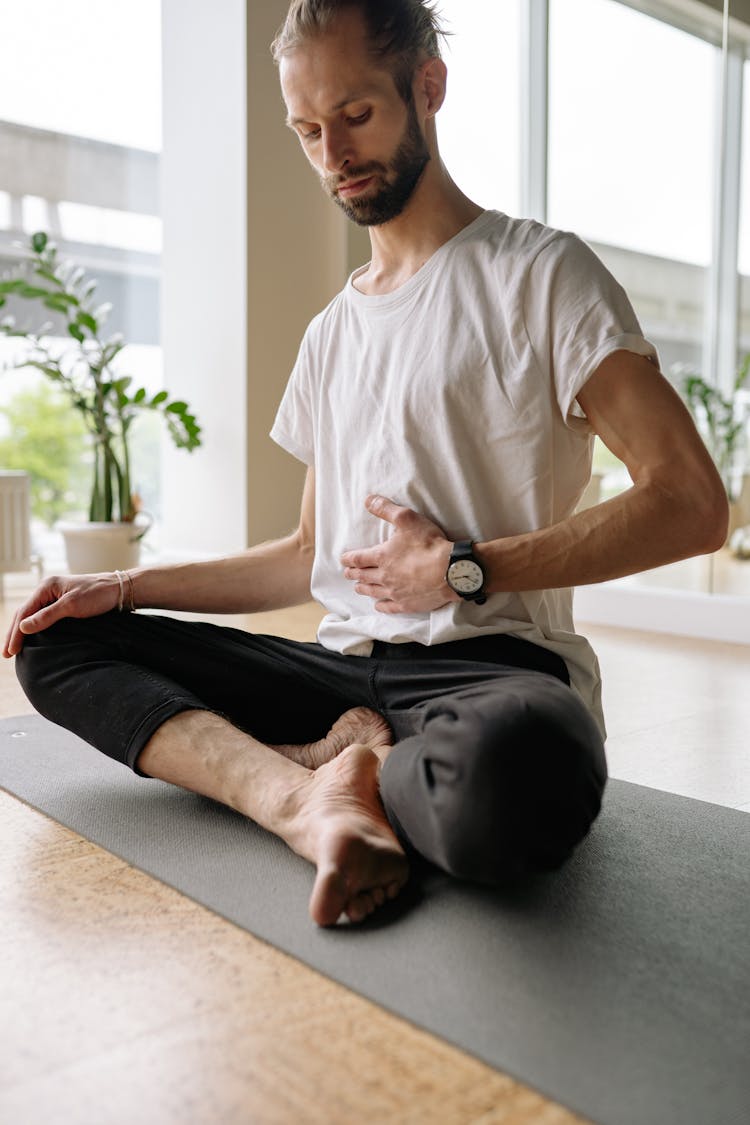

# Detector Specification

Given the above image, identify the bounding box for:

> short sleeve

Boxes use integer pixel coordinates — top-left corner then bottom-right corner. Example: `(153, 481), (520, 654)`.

(269, 329), (316, 466)
(522, 233), (660, 427)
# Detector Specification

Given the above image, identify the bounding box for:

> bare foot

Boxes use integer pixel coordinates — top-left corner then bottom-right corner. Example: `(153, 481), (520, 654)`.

(285, 742), (409, 926)
(271, 706), (392, 770)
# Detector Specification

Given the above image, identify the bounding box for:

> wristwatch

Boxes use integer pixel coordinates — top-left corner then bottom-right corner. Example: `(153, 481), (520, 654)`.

(446, 540), (487, 604)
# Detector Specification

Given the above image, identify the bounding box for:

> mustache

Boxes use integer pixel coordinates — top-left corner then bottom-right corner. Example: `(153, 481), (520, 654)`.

(323, 162), (388, 192)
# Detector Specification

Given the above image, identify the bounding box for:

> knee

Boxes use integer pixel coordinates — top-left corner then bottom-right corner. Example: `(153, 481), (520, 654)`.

(15, 616), (110, 713)
(423, 678), (607, 884)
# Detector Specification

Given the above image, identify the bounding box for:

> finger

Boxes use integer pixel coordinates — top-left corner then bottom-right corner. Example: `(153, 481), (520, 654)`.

(365, 494), (414, 526)
(4, 598), (50, 657)
(344, 565), (382, 582)
(374, 599), (403, 615)
(354, 582), (387, 599)
(341, 547), (380, 569)
(18, 597), (71, 637)
(3, 610), (24, 659)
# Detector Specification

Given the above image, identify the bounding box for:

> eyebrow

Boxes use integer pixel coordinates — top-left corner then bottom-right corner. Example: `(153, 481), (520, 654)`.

(285, 90), (376, 128)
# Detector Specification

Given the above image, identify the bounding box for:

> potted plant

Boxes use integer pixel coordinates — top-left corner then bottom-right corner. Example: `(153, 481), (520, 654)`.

(680, 352), (750, 542)
(0, 231), (201, 571)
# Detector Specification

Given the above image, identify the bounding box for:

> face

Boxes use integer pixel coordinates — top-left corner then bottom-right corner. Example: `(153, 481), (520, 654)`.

(280, 10), (432, 226)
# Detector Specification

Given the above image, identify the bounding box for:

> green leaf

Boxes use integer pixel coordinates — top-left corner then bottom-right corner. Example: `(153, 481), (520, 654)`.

(25, 361), (65, 381)
(35, 267), (63, 287)
(31, 231), (48, 254)
(0, 279), (27, 295)
(133, 387), (147, 404)
(18, 284), (51, 299)
(151, 390), (168, 406)
(165, 400), (188, 413)
(77, 311), (99, 333)
(68, 323), (85, 343)
(102, 340), (126, 365)
(42, 294), (78, 312)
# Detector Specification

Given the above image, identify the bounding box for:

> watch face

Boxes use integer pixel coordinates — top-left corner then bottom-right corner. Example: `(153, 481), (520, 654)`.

(448, 559), (484, 594)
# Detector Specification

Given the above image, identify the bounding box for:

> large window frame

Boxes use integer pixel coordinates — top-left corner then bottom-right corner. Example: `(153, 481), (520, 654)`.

(517, 0), (750, 639)
(521, 0), (750, 397)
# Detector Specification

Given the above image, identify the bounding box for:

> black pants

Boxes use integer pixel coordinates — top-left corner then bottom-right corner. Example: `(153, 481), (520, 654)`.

(16, 612), (607, 883)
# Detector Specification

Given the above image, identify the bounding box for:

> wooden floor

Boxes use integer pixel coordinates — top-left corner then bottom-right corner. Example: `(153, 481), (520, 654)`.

(1, 581), (749, 1125)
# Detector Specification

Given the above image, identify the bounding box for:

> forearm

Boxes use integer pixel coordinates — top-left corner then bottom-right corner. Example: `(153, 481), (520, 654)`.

(476, 477), (728, 594)
(127, 532), (315, 614)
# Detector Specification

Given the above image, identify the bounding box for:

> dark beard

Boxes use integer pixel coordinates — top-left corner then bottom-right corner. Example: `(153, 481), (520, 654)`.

(324, 103), (431, 227)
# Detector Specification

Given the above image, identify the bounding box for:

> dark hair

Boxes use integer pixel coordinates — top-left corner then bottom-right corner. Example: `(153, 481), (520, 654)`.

(271, 0), (448, 102)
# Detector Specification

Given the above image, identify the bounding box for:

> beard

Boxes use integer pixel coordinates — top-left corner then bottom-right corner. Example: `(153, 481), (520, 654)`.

(322, 101), (431, 227)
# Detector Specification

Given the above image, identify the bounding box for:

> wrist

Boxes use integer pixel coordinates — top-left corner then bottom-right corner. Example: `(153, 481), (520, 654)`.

(113, 569), (137, 612)
(445, 539), (488, 604)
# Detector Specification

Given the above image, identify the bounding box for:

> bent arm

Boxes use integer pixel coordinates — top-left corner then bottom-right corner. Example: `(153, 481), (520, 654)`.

(477, 351), (728, 592)
(341, 353), (728, 616)
(128, 465), (317, 613)
(4, 466), (317, 656)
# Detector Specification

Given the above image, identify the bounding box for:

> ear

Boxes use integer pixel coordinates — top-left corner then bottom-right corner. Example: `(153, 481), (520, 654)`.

(416, 56), (447, 118)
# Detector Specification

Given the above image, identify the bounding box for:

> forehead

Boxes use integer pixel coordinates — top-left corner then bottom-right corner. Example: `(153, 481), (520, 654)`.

(279, 11), (398, 122)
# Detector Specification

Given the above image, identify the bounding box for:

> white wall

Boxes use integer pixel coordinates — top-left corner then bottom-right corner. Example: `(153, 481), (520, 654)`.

(161, 0), (248, 555)
(245, 0), (348, 545)
(160, 0), (351, 554)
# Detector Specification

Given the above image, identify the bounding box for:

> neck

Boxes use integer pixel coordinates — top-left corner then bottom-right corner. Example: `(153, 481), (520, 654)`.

(358, 159), (484, 294)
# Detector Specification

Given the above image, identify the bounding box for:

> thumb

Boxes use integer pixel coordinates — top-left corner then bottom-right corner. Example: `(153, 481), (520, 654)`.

(365, 494), (411, 526)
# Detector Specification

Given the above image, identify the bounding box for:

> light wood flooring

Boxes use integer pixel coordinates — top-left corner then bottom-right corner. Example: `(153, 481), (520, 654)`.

(1, 582), (748, 1124)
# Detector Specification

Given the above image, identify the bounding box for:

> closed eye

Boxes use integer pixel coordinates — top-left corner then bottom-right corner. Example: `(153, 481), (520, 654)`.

(347, 109), (371, 126)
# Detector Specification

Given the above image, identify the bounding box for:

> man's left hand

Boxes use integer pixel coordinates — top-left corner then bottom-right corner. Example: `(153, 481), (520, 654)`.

(341, 495), (459, 615)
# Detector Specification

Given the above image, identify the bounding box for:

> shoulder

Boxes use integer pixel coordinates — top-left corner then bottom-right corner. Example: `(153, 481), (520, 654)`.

(487, 218), (626, 307)
(461, 210), (566, 259)
(304, 287), (347, 340)
(294, 286), (350, 368)
(451, 211), (589, 288)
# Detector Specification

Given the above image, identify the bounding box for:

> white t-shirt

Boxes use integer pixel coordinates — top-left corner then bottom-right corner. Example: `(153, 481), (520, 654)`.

(271, 210), (659, 738)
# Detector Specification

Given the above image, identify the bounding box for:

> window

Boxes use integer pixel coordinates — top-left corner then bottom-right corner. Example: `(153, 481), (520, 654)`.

(548, 0), (717, 376)
(437, 0), (522, 215)
(436, 0), (750, 602)
(0, 0), (162, 563)
(740, 59), (750, 359)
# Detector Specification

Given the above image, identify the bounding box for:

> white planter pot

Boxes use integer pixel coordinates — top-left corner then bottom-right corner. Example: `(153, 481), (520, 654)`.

(57, 516), (151, 574)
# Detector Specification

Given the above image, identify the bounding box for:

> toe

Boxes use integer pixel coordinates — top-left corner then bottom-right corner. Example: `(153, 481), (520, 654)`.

(346, 891), (375, 923)
(309, 864), (348, 927)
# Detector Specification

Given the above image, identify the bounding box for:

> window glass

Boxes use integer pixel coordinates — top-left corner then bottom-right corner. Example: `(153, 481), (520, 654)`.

(437, 0), (522, 215)
(548, 0), (717, 379)
(548, 0), (726, 595)
(0, 0), (163, 567)
(549, 0), (715, 269)
(0, 0), (161, 150)
(740, 59), (750, 359)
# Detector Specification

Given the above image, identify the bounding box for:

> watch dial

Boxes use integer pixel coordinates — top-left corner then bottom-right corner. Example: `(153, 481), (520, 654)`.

(449, 559), (483, 593)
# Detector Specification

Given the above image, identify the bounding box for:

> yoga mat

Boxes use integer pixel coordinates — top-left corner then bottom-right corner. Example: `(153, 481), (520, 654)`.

(2, 713), (749, 1125)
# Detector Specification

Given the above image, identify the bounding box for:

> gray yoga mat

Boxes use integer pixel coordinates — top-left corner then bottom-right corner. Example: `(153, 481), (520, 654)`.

(2, 713), (749, 1125)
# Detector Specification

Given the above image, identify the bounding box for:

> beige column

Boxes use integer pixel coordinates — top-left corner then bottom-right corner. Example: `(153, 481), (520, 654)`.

(246, 1), (350, 544)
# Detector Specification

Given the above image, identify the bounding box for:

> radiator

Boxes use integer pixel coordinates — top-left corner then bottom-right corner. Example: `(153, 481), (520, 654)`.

(0, 470), (31, 576)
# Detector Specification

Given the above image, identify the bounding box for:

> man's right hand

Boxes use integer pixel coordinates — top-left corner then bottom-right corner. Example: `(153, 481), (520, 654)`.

(2, 572), (122, 659)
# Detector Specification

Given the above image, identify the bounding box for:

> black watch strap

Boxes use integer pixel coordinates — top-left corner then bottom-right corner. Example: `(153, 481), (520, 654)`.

(447, 540), (487, 604)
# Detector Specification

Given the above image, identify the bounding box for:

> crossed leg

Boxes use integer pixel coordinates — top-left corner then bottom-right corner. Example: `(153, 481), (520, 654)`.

(137, 706), (408, 926)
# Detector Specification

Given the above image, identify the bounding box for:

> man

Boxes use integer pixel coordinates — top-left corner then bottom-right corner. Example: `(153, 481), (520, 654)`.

(4, 0), (726, 927)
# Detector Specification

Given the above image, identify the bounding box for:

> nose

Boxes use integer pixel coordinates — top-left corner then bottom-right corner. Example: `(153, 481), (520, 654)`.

(320, 124), (352, 175)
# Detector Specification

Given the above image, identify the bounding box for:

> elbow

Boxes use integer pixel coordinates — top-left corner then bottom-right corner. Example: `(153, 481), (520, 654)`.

(292, 527), (316, 573)
(649, 464), (728, 557)
(687, 473), (729, 555)
(701, 489), (729, 554)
